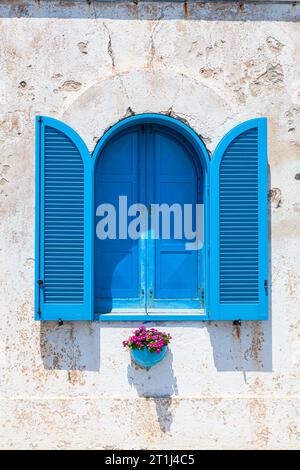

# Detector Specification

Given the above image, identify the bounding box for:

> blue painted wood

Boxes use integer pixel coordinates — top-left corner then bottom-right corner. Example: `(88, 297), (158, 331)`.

(209, 118), (268, 321)
(148, 125), (203, 309)
(98, 313), (206, 321)
(92, 114), (210, 320)
(36, 114), (268, 322)
(93, 118), (207, 316)
(36, 113), (211, 321)
(92, 113), (210, 321)
(94, 125), (145, 311)
(35, 116), (93, 321)
(92, 114), (211, 174)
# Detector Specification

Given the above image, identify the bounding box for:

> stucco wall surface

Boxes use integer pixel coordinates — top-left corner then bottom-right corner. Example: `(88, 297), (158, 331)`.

(0, 1), (300, 449)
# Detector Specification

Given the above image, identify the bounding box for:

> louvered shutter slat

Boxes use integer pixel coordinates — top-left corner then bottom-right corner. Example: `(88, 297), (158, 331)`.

(209, 118), (268, 320)
(35, 116), (93, 321)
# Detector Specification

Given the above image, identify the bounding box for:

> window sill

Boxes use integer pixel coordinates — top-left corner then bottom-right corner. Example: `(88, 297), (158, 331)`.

(95, 309), (207, 321)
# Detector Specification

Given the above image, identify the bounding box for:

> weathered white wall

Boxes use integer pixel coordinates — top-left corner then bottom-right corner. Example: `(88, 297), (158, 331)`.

(0, 1), (300, 449)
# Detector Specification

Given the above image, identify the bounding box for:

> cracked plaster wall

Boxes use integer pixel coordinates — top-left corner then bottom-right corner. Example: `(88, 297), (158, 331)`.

(0, 0), (300, 449)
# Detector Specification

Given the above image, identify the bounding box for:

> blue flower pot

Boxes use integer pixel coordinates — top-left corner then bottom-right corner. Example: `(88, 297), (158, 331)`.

(130, 347), (167, 368)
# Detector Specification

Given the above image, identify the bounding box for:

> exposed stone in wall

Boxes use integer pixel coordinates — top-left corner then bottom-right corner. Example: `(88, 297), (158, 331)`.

(77, 41), (88, 55)
(269, 188), (282, 209)
(59, 80), (82, 91)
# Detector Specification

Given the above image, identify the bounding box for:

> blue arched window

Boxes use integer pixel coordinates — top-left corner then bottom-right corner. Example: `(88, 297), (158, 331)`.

(35, 115), (268, 321)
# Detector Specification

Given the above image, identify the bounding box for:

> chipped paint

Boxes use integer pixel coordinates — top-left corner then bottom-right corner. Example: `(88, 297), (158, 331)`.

(0, 0), (300, 450)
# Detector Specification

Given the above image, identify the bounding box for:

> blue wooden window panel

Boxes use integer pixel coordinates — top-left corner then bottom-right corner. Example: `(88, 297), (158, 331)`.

(209, 118), (268, 321)
(35, 114), (268, 321)
(35, 117), (93, 321)
(92, 115), (210, 321)
(94, 123), (204, 316)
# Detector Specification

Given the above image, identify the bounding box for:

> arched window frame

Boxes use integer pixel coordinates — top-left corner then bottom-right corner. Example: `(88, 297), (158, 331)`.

(91, 114), (210, 321)
(35, 114), (268, 321)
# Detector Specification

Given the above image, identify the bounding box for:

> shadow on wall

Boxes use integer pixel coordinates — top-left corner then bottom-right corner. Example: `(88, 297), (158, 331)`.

(206, 162), (273, 373)
(39, 318), (272, 375)
(127, 348), (178, 432)
(40, 321), (101, 374)
(39, 319), (272, 435)
(206, 319), (272, 372)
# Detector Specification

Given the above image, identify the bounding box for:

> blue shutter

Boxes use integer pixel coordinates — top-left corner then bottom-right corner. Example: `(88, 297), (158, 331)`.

(35, 117), (93, 320)
(209, 118), (268, 320)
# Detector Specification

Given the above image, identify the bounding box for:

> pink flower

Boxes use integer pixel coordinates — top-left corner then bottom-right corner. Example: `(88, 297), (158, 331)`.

(123, 326), (171, 353)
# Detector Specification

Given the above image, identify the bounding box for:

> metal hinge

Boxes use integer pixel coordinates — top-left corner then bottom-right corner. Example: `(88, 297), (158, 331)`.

(37, 279), (44, 287)
(264, 279), (268, 291)
(201, 288), (205, 308)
